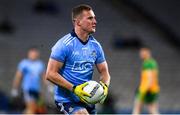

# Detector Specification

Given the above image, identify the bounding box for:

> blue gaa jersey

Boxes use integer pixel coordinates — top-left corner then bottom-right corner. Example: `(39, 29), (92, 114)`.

(50, 30), (106, 103)
(18, 59), (45, 92)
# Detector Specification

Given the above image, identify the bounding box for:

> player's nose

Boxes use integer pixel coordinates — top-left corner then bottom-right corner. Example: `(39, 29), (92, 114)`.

(93, 18), (97, 24)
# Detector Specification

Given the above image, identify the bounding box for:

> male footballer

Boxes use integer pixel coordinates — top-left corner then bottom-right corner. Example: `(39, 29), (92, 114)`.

(12, 47), (45, 114)
(46, 4), (111, 114)
(133, 47), (160, 114)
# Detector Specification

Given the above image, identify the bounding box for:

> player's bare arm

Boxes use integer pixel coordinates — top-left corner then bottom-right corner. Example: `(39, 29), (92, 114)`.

(40, 72), (48, 93)
(42, 72), (47, 85)
(96, 61), (111, 86)
(12, 70), (23, 89)
(46, 58), (74, 91)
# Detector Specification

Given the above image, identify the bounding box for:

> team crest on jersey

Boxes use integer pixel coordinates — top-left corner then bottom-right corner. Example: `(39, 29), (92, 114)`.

(91, 50), (96, 59)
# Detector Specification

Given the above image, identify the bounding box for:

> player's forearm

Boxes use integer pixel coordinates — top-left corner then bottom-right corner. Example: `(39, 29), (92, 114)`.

(46, 71), (74, 91)
(99, 66), (111, 86)
(12, 71), (22, 89)
(97, 62), (111, 86)
(12, 79), (19, 89)
(40, 73), (48, 94)
(100, 72), (111, 86)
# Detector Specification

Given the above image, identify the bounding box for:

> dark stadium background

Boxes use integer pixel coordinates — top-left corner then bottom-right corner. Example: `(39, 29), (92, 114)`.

(0, 0), (180, 114)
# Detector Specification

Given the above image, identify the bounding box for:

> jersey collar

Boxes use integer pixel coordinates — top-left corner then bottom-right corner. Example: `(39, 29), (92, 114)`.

(71, 29), (91, 45)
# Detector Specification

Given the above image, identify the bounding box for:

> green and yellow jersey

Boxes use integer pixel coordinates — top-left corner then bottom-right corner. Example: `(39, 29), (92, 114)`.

(139, 58), (160, 93)
(136, 58), (160, 103)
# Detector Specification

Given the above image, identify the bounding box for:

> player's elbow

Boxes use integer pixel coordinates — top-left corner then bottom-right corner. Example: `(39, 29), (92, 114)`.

(108, 75), (111, 82)
(45, 71), (54, 81)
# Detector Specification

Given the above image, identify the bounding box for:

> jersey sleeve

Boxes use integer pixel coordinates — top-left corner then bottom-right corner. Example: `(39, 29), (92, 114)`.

(95, 43), (106, 64)
(50, 40), (69, 63)
(17, 60), (26, 73)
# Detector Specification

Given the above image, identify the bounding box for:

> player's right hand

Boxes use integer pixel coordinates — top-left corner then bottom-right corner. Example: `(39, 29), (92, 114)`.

(99, 81), (108, 104)
(72, 82), (91, 104)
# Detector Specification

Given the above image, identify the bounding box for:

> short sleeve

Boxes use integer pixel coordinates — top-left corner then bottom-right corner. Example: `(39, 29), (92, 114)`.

(17, 60), (26, 73)
(95, 44), (106, 64)
(50, 40), (69, 63)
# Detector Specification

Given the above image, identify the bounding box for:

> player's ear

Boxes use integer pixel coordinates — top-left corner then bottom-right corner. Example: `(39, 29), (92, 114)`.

(76, 14), (83, 26)
(72, 19), (76, 25)
(76, 18), (81, 26)
(73, 18), (80, 26)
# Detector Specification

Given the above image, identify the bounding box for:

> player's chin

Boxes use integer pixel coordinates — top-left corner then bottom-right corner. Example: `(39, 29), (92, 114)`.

(91, 29), (96, 33)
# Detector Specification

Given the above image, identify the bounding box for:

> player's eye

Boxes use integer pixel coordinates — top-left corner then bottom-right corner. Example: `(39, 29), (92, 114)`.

(88, 16), (94, 20)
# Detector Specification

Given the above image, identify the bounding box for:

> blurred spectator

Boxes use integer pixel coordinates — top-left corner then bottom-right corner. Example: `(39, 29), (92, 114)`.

(33, 0), (59, 16)
(11, 47), (47, 114)
(0, 17), (15, 34)
(112, 35), (142, 49)
(133, 47), (160, 114)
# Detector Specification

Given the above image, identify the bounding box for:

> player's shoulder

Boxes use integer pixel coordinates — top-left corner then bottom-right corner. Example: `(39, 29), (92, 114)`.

(36, 59), (44, 65)
(89, 35), (101, 46)
(18, 59), (29, 66)
(56, 33), (73, 45)
(150, 58), (158, 66)
(52, 33), (74, 51)
(36, 60), (45, 69)
(146, 58), (157, 64)
(20, 59), (28, 63)
(143, 58), (158, 69)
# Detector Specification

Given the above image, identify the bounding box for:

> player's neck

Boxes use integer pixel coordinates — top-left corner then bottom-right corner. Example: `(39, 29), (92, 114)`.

(74, 28), (89, 42)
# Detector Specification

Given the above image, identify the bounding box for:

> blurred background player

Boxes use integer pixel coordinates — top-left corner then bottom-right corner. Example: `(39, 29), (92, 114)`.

(46, 4), (110, 114)
(133, 47), (160, 114)
(11, 47), (46, 114)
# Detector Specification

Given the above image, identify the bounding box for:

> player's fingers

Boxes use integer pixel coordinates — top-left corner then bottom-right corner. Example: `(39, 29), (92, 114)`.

(100, 81), (106, 89)
(81, 91), (91, 97)
(81, 82), (89, 87)
(104, 88), (108, 95)
(100, 81), (104, 86)
(100, 82), (108, 95)
(99, 94), (105, 101)
(99, 95), (106, 104)
(100, 82), (105, 95)
(80, 96), (89, 104)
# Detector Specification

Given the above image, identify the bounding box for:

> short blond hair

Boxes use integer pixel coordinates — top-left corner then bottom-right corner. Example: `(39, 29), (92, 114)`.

(72, 4), (92, 21)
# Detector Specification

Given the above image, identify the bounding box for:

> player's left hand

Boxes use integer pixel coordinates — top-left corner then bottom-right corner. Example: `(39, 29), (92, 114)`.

(11, 88), (18, 97)
(99, 81), (108, 104)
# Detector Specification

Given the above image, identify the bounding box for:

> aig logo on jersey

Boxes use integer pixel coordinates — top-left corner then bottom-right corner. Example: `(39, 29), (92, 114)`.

(72, 61), (94, 72)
